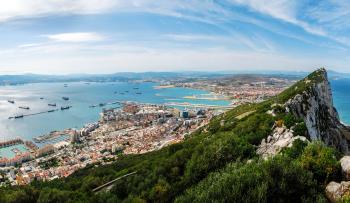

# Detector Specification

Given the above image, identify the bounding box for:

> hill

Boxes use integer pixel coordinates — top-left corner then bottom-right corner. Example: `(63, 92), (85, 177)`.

(0, 68), (348, 202)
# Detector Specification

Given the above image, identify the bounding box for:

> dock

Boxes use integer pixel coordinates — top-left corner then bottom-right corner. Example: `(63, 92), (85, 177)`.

(8, 109), (60, 119)
(89, 100), (122, 108)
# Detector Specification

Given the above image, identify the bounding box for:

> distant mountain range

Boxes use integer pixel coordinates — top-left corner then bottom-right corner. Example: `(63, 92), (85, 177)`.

(0, 69), (348, 85)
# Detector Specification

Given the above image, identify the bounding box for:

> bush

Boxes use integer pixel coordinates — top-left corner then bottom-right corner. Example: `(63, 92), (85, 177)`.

(299, 142), (341, 185)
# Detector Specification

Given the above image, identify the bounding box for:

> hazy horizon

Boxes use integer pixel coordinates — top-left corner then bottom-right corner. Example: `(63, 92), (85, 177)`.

(0, 1), (349, 74)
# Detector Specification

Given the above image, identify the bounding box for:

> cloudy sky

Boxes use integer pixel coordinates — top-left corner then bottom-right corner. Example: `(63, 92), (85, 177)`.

(0, 0), (349, 74)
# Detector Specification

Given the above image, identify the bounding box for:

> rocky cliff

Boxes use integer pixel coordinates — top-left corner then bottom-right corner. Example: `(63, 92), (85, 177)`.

(286, 68), (350, 153)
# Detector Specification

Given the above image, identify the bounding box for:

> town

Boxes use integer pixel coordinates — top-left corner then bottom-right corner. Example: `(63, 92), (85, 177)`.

(0, 102), (218, 186)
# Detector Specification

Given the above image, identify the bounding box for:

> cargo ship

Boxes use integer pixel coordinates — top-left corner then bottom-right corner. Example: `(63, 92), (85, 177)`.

(61, 106), (71, 110)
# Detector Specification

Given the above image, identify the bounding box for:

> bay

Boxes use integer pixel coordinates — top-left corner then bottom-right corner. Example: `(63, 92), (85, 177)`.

(0, 82), (230, 142)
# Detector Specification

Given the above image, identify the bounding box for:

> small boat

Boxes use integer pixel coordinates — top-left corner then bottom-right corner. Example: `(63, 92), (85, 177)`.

(89, 105), (97, 108)
(19, 106), (30, 110)
(14, 115), (24, 119)
(8, 100), (15, 104)
(62, 97), (69, 101)
(48, 110), (55, 113)
(40, 97), (44, 100)
(136, 92), (142, 95)
(99, 103), (106, 107)
(48, 103), (56, 107)
(61, 106), (71, 110)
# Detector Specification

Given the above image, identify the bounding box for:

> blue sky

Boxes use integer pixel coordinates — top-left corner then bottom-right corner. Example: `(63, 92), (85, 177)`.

(0, 0), (349, 74)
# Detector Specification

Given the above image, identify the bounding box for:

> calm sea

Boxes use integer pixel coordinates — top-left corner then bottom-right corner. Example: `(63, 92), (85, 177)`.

(0, 79), (349, 143)
(331, 78), (350, 125)
(0, 82), (230, 142)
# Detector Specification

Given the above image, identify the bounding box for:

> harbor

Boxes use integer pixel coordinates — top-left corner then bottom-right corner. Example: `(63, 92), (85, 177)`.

(0, 81), (231, 145)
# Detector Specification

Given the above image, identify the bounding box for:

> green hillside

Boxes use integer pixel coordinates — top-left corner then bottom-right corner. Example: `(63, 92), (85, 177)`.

(0, 69), (342, 202)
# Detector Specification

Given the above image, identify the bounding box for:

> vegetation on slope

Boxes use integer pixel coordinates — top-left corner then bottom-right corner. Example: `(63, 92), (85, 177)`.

(0, 68), (340, 203)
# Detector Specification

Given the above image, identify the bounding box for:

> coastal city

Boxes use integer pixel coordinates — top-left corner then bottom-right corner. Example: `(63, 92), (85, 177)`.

(0, 75), (294, 186)
(157, 74), (296, 105)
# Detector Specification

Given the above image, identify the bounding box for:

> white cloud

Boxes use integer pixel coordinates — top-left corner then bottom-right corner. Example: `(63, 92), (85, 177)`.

(229, 0), (327, 36)
(0, 40), (344, 74)
(46, 32), (104, 42)
(0, 0), (118, 21)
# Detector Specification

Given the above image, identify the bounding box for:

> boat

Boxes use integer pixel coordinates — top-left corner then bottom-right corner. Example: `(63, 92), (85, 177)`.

(40, 97), (44, 100)
(48, 110), (55, 113)
(14, 115), (24, 119)
(89, 105), (97, 108)
(48, 103), (56, 107)
(99, 103), (106, 107)
(8, 100), (15, 104)
(136, 92), (142, 95)
(61, 106), (71, 110)
(62, 97), (69, 101)
(19, 106), (30, 110)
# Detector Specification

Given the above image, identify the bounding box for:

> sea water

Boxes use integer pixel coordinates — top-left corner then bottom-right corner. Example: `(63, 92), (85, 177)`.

(0, 82), (230, 142)
(0, 79), (349, 143)
(331, 78), (350, 125)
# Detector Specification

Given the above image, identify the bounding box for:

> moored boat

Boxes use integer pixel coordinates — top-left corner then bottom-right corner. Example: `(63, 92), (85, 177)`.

(14, 115), (24, 119)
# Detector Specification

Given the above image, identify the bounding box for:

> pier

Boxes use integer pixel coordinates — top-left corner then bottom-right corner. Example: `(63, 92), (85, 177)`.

(8, 109), (61, 119)
(89, 100), (122, 108)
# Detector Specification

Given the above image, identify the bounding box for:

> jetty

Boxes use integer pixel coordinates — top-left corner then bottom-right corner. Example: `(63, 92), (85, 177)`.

(89, 100), (121, 108)
(9, 109), (60, 119)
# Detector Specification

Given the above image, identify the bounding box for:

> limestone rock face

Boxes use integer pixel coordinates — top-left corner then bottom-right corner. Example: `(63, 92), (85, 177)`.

(286, 69), (350, 153)
(341, 156), (350, 180)
(257, 126), (307, 159)
(326, 181), (350, 203)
